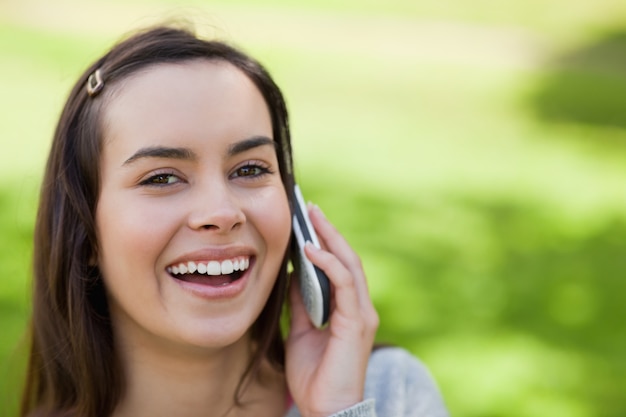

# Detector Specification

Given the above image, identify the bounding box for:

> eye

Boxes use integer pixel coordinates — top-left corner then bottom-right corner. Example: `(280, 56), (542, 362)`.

(140, 172), (182, 186)
(231, 162), (272, 179)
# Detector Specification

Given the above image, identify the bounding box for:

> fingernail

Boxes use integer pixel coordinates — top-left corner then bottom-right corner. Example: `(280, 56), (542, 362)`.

(313, 204), (325, 218)
(305, 241), (318, 251)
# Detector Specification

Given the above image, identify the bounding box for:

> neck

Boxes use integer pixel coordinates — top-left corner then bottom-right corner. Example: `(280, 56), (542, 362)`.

(111, 330), (286, 417)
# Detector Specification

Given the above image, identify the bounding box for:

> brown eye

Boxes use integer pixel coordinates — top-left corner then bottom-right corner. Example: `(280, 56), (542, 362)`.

(141, 173), (181, 186)
(236, 166), (263, 177)
(231, 163), (271, 179)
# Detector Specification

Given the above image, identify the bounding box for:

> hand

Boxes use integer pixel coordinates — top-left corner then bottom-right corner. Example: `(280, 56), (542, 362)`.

(285, 204), (379, 417)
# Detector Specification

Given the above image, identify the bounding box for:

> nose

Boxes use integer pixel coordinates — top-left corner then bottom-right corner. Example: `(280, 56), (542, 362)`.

(187, 181), (246, 233)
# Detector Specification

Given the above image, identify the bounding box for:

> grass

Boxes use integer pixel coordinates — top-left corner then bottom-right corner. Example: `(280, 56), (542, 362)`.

(1, 1), (626, 416)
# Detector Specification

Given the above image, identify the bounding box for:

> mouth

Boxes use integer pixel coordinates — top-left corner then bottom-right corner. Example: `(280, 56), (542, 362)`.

(167, 257), (251, 287)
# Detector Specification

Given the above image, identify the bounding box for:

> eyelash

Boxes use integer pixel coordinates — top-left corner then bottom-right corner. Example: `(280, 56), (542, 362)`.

(231, 161), (273, 179)
(139, 170), (181, 187)
(138, 161), (273, 188)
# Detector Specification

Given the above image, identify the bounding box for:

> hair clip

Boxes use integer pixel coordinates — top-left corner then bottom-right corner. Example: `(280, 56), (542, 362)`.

(86, 69), (104, 97)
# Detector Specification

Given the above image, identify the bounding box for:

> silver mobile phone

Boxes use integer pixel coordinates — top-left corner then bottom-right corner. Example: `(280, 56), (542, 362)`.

(292, 185), (331, 328)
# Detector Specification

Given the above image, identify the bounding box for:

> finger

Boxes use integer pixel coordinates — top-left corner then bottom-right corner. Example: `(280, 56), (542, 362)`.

(307, 203), (364, 277)
(304, 242), (361, 322)
(307, 204), (374, 310)
(307, 204), (379, 330)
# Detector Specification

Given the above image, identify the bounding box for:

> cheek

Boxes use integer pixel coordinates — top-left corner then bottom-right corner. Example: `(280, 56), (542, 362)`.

(95, 192), (177, 281)
(251, 187), (292, 255)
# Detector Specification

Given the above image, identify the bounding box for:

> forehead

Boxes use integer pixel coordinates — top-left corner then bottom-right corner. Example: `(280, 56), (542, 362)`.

(101, 60), (272, 151)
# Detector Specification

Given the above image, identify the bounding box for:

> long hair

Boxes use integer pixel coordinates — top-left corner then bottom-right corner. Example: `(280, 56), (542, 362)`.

(21, 25), (297, 417)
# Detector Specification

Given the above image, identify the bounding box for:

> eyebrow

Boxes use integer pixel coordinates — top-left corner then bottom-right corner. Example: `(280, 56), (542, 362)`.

(227, 136), (276, 155)
(122, 136), (276, 166)
(123, 146), (196, 165)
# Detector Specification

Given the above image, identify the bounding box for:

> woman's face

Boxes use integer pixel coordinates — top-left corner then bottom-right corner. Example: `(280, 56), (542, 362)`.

(95, 60), (291, 351)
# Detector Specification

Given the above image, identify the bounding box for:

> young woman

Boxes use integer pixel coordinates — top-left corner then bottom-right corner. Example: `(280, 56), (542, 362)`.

(21, 25), (449, 417)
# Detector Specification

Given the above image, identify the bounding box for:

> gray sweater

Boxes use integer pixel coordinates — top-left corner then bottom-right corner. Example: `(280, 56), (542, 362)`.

(284, 347), (449, 417)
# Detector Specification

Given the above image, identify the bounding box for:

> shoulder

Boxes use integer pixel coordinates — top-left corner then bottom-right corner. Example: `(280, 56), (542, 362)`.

(364, 347), (449, 417)
(365, 346), (434, 384)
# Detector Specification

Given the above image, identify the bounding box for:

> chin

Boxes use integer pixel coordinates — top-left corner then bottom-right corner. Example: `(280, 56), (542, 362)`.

(170, 313), (258, 352)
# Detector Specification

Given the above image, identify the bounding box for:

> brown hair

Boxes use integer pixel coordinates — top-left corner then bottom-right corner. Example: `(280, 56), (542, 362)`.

(22, 25), (296, 417)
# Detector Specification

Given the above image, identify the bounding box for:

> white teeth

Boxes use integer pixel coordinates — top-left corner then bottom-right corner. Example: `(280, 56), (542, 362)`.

(169, 257), (250, 276)
(221, 260), (234, 274)
(206, 261), (221, 276)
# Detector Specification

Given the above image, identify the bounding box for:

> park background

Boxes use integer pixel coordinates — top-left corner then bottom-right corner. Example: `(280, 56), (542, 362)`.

(1, 0), (625, 416)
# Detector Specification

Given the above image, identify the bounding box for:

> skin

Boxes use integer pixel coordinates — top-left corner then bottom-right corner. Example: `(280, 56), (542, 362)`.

(95, 60), (378, 417)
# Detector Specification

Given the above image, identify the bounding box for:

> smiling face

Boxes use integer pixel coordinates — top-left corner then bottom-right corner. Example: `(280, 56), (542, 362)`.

(95, 60), (292, 352)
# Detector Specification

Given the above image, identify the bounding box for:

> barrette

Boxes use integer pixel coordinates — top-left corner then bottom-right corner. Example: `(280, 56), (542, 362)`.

(86, 69), (104, 97)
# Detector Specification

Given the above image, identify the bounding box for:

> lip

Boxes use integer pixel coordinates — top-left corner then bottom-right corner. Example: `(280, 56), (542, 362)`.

(170, 260), (253, 300)
(166, 246), (256, 300)
(167, 246), (256, 267)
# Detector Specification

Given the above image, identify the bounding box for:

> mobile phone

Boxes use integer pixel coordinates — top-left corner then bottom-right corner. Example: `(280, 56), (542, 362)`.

(292, 185), (331, 328)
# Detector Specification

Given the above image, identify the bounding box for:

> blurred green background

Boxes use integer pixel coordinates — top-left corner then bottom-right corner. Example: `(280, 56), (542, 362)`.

(1, 0), (626, 416)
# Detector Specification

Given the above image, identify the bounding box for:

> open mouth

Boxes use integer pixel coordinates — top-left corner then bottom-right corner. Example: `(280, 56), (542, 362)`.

(167, 257), (250, 287)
